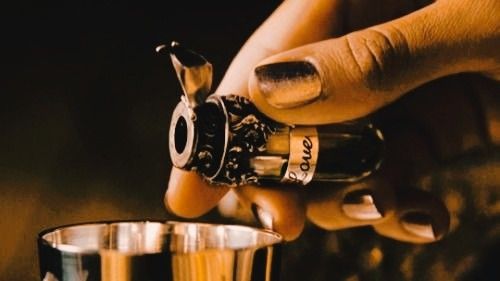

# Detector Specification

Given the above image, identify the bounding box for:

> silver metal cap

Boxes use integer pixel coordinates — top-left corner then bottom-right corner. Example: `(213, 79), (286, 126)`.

(169, 101), (197, 168)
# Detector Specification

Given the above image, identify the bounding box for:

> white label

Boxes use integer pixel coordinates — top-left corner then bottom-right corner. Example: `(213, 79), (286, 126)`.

(282, 127), (318, 185)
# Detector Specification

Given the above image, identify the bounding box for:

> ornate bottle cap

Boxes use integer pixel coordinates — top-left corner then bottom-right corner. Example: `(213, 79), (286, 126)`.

(169, 95), (279, 187)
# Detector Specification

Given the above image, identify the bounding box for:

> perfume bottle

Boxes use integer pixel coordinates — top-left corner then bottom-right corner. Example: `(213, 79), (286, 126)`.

(160, 42), (384, 187)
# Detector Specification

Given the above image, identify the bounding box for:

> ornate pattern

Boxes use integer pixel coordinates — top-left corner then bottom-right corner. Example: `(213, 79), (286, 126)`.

(207, 95), (280, 187)
(192, 102), (225, 177)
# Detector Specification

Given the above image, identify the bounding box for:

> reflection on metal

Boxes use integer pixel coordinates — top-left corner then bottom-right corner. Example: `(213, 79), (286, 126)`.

(156, 42), (213, 109)
(38, 221), (282, 281)
(62, 252), (89, 281)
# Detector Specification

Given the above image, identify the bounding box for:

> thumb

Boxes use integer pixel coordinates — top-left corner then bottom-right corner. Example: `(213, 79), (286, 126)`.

(249, 0), (499, 124)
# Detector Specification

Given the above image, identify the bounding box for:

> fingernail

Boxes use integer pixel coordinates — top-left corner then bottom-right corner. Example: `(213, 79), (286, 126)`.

(254, 61), (322, 109)
(251, 203), (274, 229)
(401, 212), (438, 240)
(342, 190), (384, 220)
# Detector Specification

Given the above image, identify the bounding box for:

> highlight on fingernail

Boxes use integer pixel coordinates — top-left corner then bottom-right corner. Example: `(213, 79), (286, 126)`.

(401, 212), (437, 240)
(251, 203), (274, 230)
(254, 61), (322, 109)
(342, 189), (384, 220)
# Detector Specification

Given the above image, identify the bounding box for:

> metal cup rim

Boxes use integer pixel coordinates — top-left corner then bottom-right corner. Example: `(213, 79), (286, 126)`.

(38, 219), (283, 255)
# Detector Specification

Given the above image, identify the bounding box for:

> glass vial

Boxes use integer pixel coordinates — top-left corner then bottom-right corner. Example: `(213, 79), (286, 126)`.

(169, 94), (384, 187)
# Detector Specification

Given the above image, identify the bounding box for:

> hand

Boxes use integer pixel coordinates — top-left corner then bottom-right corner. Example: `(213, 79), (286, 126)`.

(165, 0), (500, 242)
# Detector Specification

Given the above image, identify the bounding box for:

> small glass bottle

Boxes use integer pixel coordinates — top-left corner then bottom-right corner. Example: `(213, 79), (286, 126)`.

(161, 42), (384, 187)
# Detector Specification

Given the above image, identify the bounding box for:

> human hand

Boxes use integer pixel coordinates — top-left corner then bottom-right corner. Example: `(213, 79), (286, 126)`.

(165, 0), (499, 242)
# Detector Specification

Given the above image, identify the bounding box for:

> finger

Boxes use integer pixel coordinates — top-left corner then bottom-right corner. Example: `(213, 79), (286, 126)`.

(216, 0), (344, 97)
(306, 177), (449, 244)
(344, 0), (433, 33)
(234, 185), (306, 241)
(373, 189), (450, 243)
(164, 167), (230, 218)
(249, 0), (500, 124)
(370, 123), (449, 243)
(307, 115), (450, 243)
(306, 178), (395, 231)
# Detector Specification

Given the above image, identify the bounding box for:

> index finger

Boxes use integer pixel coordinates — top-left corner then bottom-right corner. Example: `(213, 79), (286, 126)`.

(165, 168), (230, 218)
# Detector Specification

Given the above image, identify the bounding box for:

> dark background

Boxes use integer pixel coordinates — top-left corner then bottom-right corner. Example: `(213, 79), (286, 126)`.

(0, 1), (281, 280)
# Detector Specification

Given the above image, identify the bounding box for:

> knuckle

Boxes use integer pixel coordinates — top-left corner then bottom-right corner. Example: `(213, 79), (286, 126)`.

(344, 27), (411, 91)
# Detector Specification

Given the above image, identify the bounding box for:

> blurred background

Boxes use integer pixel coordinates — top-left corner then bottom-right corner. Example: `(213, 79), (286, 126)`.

(1, 1), (499, 281)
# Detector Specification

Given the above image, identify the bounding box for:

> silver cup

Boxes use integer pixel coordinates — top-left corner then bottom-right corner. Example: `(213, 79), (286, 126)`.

(38, 221), (282, 281)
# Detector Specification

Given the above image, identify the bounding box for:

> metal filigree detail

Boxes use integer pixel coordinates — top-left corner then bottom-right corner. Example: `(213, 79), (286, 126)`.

(207, 95), (279, 186)
(191, 102), (225, 177)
